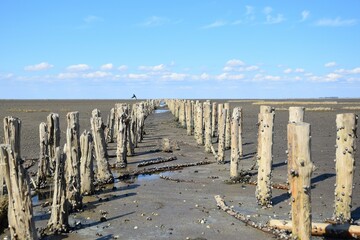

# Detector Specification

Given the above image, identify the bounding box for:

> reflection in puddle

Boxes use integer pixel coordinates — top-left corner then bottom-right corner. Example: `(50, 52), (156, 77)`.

(154, 109), (170, 114)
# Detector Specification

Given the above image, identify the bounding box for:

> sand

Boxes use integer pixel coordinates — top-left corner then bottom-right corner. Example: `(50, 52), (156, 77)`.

(0, 99), (360, 239)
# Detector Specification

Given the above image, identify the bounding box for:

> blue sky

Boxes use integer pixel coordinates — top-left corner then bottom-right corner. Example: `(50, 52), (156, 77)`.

(1, 1), (360, 99)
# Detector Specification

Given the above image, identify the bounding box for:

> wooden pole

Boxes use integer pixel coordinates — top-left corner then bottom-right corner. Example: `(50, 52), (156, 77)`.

(37, 122), (50, 188)
(3, 116), (21, 162)
(47, 113), (60, 172)
(289, 106), (305, 123)
(0, 144), (37, 239)
(65, 111), (82, 212)
(204, 102), (212, 153)
(217, 108), (227, 164)
(217, 103), (224, 143)
(196, 102), (204, 145)
(80, 131), (95, 195)
(333, 113), (357, 223)
(180, 100), (186, 128)
(186, 100), (193, 136)
(256, 108), (275, 208)
(288, 122), (314, 240)
(106, 108), (115, 143)
(45, 147), (69, 234)
(116, 106), (128, 168)
(211, 102), (217, 137)
(268, 219), (360, 238)
(224, 103), (231, 149)
(230, 107), (242, 179)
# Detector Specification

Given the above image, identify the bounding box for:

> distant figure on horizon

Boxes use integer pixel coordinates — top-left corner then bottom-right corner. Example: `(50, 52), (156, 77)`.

(132, 94), (137, 100)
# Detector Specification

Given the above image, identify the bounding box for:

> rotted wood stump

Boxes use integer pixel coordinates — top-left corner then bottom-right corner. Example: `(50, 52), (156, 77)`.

(224, 103), (231, 149)
(65, 111), (82, 212)
(0, 144), (37, 240)
(217, 108), (227, 164)
(230, 107), (243, 179)
(204, 101), (212, 153)
(47, 113), (60, 172)
(37, 122), (50, 188)
(3, 116), (21, 162)
(80, 131), (95, 195)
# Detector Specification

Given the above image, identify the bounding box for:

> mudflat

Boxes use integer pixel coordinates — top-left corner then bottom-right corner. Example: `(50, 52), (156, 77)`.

(1, 99), (360, 239)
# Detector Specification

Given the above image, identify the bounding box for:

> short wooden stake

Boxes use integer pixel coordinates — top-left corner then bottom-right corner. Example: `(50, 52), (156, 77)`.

(186, 100), (193, 136)
(288, 122), (314, 240)
(211, 102), (217, 137)
(45, 147), (69, 234)
(116, 107), (128, 168)
(230, 107), (242, 179)
(217, 108), (227, 164)
(333, 113), (357, 223)
(37, 122), (50, 188)
(196, 103), (204, 145)
(204, 102), (212, 153)
(0, 144), (37, 239)
(217, 103), (224, 143)
(47, 113), (60, 171)
(289, 106), (305, 123)
(3, 116), (21, 162)
(80, 131), (95, 195)
(106, 108), (116, 143)
(224, 103), (231, 149)
(256, 108), (275, 207)
(65, 112), (82, 212)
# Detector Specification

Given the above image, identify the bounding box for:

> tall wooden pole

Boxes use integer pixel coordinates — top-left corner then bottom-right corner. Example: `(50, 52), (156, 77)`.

(217, 108), (227, 164)
(288, 122), (314, 240)
(256, 108), (275, 207)
(230, 107), (242, 179)
(334, 113), (357, 223)
(204, 102), (212, 153)
(224, 103), (231, 149)
(80, 131), (95, 195)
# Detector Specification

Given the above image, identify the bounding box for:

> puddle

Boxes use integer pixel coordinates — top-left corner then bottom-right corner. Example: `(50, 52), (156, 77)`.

(154, 109), (170, 114)
(32, 188), (54, 205)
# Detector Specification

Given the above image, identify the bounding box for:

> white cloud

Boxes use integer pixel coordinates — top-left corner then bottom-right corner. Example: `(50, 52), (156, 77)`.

(335, 67), (360, 74)
(66, 64), (90, 72)
(128, 73), (149, 79)
(284, 68), (292, 74)
(140, 16), (170, 27)
(300, 10), (310, 22)
(100, 63), (113, 70)
(315, 17), (357, 27)
(0, 73), (14, 79)
(57, 72), (79, 79)
(83, 71), (112, 79)
(326, 73), (342, 81)
(24, 62), (54, 71)
(295, 68), (305, 73)
(217, 73), (245, 81)
(118, 65), (128, 71)
(253, 74), (281, 81)
(84, 15), (103, 23)
(225, 59), (245, 67)
(161, 73), (188, 81)
(325, 62), (337, 68)
(202, 20), (227, 29)
(263, 6), (285, 24)
(246, 5), (255, 16)
(138, 64), (166, 71)
(245, 65), (260, 71)
(200, 73), (210, 80)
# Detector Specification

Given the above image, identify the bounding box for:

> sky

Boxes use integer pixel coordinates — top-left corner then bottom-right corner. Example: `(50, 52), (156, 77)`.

(0, 0), (360, 99)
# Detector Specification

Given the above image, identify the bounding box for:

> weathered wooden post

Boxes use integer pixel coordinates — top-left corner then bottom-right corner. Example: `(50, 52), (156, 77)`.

(186, 100), (193, 136)
(217, 108), (227, 164)
(196, 102), (204, 145)
(256, 106), (273, 169)
(0, 144), (37, 239)
(333, 113), (357, 223)
(204, 101), (212, 153)
(47, 113), (60, 171)
(289, 106), (305, 123)
(179, 100), (186, 128)
(116, 107), (128, 168)
(224, 103), (231, 149)
(217, 104), (224, 143)
(80, 131), (94, 195)
(3, 116), (21, 162)
(137, 103), (145, 143)
(288, 122), (314, 240)
(256, 107), (275, 207)
(65, 111), (82, 212)
(127, 110), (135, 156)
(45, 147), (69, 234)
(193, 101), (199, 141)
(230, 107), (243, 179)
(37, 122), (50, 188)
(106, 108), (115, 143)
(211, 102), (217, 137)
(91, 114), (114, 184)
(130, 104), (138, 148)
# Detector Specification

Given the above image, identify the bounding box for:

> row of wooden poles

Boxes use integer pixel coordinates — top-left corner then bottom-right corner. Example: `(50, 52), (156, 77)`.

(0, 100), (160, 239)
(166, 99), (358, 239)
